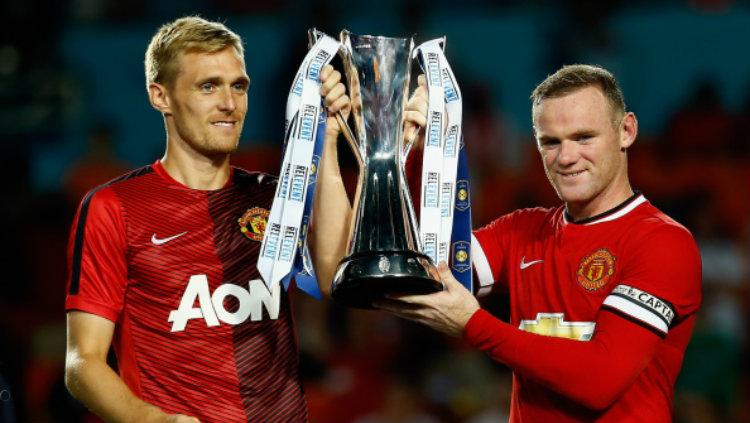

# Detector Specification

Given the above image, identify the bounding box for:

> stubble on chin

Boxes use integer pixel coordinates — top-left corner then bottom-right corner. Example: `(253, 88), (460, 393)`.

(193, 135), (240, 156)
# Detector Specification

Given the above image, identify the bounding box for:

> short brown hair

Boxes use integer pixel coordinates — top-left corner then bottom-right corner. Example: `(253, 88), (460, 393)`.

(145, 16), (244, 87)
(531, 64), (626, 124)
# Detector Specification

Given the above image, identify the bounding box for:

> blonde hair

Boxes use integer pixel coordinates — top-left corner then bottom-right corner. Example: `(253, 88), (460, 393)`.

(531, 64), (626, 125)
(145, 16), (243, 87)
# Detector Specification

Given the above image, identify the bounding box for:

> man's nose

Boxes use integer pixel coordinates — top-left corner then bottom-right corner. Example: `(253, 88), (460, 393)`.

(218, 87), (236, 112)
(557, 140), (579, 165)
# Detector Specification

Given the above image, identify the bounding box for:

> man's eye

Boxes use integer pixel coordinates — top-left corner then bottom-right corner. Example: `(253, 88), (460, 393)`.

(200, 83), (215, 93)
(539, 139), (559, 149)
(233, 83), (249, 93)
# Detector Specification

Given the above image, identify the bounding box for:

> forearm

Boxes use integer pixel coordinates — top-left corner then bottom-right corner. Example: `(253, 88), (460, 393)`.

(310, 133), (352, 295)
(464, 309), (660, 410)
(65, 353), (166, 423)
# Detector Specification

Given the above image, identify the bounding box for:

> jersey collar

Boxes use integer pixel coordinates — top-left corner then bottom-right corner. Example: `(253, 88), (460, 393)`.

(152, 160), (235, 191)
(563, 191), (646, 226)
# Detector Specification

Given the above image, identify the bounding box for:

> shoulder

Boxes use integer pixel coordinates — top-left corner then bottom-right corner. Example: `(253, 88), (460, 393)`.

(627, 202), (697, 251)
(511, 206), (559, 223)
(618, 202), (702, 315)
(78, 165), (155, 215)
(484, 206), (558, 232)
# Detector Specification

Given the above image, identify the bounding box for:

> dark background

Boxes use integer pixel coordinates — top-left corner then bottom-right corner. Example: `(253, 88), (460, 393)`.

(0, 0), (748, 422)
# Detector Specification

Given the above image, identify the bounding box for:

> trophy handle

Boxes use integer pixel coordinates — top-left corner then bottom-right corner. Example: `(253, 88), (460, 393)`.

(335, 113), (363, 168)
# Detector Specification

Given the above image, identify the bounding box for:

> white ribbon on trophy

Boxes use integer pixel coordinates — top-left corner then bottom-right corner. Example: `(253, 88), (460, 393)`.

(258, 35), (341, 289)
(413, 39), (463, 265)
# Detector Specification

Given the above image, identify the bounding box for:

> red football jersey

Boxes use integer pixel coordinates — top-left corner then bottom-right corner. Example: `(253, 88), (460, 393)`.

(468, 193), (702, 422)
(65, 161), (307, 422)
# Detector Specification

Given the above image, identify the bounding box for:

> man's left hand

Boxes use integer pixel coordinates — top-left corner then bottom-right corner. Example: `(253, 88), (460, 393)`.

(375, 262), (480, 337)
(320, 64), (351, 139)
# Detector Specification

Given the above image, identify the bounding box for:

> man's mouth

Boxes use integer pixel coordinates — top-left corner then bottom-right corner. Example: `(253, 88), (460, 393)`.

(211, 120), (236, 127)
(559, 170), (585, 178)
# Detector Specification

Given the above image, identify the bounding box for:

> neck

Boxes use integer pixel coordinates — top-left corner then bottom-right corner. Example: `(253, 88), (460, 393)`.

(161, 141), (231, 191)
(566, 180), (634, 222)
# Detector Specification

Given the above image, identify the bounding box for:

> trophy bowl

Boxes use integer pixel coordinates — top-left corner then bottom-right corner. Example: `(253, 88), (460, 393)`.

(328, 30), (443, 309)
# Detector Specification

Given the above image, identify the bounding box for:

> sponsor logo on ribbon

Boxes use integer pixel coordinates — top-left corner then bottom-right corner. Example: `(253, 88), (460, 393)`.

(427, 52), (441, 86)
(279, 226), (298, 262)
(289, 165), (308, 203)
(424, 172), (440, 208)
(306, 50), (331, 80)
(440, 182), (453, 217)
(262, 224), (281, 259)
(297, 104), (318, 143)
(442, 68), (460, 102)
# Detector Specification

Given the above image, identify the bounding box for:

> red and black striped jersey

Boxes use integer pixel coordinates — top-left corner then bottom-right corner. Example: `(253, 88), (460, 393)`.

(65, 161), (307, 422)
(468, 193), (702, 422)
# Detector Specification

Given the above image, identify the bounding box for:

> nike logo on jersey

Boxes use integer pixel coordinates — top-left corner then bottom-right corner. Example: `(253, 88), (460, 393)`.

(151, 231), (188, 245)
(520, 256), (544, 270)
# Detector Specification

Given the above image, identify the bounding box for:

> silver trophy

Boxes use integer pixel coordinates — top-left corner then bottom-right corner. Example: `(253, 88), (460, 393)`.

(317, 30), (442, 309)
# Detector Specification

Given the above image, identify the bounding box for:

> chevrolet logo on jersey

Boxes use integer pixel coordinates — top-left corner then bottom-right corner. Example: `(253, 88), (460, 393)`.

(519, 313), (596, 341)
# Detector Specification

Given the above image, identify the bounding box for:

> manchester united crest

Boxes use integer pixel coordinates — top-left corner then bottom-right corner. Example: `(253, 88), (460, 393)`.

(577, 248), (616, 291)
(238, 207), (270, 242)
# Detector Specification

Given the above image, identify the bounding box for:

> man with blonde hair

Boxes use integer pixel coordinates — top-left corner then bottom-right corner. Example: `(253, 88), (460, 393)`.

(378, 64), (702, 422)
(64, 16), (350, 422)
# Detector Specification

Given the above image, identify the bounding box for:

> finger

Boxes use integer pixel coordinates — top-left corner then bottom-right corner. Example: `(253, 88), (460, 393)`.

(320, 69), (341, 96)
(405, 96), (427, 113)
(384, 290), (444, 306)
(403, 111), (427, 128)
(418, 74), (426, 87)
(319, 64), (334, 83)
(384, 308), (424, 324)
(412, 85), (428, 101)
(324, 83), (346, 107)
(373, 297), (422, 311)
(426, 262), (440, 281)
(404, 124), (417, 145)
(374, 301), (428, 322)
(436, 261), (461, 291)
(382, 293), (425, 304)
(328, 95), (350, 114)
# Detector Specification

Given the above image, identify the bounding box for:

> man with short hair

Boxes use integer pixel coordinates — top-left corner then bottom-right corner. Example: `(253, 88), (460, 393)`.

(64, 16), (349, 422)
(378, 64), (702, 422)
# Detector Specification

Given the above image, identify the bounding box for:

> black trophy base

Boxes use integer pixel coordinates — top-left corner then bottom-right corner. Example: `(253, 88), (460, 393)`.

(330, 250), (442, 309)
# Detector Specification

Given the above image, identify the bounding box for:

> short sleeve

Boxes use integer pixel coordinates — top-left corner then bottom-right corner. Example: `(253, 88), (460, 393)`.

(65, 187), (128, 322)
(601, 223), (702, 337)
(472, 213), (515, 296)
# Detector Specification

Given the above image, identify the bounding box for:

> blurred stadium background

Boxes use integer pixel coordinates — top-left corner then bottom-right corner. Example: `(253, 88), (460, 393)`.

(1, 0), (748, 422)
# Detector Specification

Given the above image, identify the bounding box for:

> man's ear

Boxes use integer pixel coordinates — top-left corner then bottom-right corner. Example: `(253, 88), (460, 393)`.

(148, 82), (172, 116)
(619, 112), (638, 151)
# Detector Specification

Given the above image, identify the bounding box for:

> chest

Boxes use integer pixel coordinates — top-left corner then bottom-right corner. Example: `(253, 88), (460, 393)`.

(118, 186), (271, 285)
(506, 225), (631, 336)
